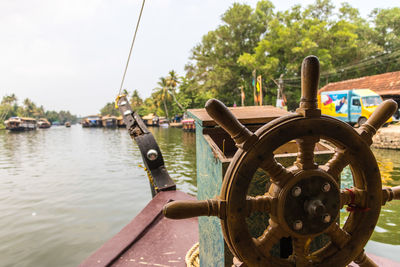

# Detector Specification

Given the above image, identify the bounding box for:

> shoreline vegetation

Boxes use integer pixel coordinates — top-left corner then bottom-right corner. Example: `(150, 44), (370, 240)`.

(0, 94), (77, 129)
(103, 0), (400, 120)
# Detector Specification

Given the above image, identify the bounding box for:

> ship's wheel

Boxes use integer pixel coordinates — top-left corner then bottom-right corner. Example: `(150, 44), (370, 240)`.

(164, 56), (400, 267)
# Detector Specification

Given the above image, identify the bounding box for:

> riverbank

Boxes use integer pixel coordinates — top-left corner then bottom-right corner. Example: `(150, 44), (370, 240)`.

(372, 123), (400, 149)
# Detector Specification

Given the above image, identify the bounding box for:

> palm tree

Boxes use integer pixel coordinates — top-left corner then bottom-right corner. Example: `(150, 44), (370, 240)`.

(154, 77), (172, 118)
(0, 94), (18, 121)
(1, 94), (17, 105)
(23, 98), (37, 117)
(166, 70), (185, 112)
(130, 89), (143, 110)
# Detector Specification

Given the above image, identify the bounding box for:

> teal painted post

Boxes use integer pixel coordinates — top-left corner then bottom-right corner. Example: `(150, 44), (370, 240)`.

(196, 120), (233, 266)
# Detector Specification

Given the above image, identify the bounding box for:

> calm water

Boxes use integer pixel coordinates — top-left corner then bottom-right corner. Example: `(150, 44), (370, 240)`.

(0, 126), (399, 266)
(0, 126), (195, 267)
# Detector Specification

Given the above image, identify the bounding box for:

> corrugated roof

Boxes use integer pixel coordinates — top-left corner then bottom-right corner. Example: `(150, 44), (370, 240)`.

(318, 71), (400, 96)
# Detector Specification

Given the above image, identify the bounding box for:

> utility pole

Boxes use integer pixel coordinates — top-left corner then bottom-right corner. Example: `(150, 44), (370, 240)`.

(240, 86), (245, 106)
(273, 74), (285, 109)
(252, 70), (257, 105)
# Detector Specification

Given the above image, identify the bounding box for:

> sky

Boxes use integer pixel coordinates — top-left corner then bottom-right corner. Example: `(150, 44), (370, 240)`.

(0, 0), (399, 116)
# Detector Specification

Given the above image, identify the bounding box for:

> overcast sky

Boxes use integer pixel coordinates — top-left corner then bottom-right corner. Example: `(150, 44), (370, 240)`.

(0, 0), (399, 116)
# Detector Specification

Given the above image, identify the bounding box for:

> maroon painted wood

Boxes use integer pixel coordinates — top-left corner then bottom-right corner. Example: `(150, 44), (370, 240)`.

(80, 190), (197, 267)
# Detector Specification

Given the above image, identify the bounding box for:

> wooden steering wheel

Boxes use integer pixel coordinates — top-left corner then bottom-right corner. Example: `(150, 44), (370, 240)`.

(164, 56), (400, 267)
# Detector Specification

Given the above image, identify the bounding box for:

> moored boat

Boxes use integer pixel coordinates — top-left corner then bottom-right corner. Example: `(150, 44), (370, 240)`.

(170, 122), (183, 127)
(142, 113), (159, 126)
(37, 118), (51, 128)
(159, 117), (169, 127)
(101, 115), (118, 128)
(116, 116), (126, 128)
(81, 115), (102, 127)
(182, 118), (195, 132)
(5, 117), (37, 131)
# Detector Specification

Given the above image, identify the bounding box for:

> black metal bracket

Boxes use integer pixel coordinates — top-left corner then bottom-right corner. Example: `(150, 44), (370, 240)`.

(117, 95), (176, 197)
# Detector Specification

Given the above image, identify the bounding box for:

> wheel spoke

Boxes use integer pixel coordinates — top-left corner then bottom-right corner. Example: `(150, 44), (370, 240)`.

(323, 148), (349, 181)
(260, 155), (293, 186)
(295, 136), (319, 170)
(292, 237), (311, 266)
(246, 195), (273, 215)
(354, 250), (379, 267)
(340, 188), (367, 210)
(326, 223), (351, 249)
(254, 221), (285, 257)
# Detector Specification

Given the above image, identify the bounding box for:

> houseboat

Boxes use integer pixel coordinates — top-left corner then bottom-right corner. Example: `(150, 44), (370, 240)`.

(158, 117), (169, 127)
(101, 115), (118, 128)
(5, 117), (37, 131)
(81, 57), (400, 267)
(182, 118), (195, 132)
(81, 116), (102, 127)
(116, 116), (126, 128)
(37, 118), (51, 128)
(142, 113), (159, 126)
(170, 115), (183, 128)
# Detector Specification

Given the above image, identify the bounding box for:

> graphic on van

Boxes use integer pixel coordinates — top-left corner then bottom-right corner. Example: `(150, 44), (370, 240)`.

(321, 93), (348, 116)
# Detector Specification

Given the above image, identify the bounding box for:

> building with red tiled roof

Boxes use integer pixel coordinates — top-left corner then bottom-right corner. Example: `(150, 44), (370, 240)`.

(319, 71), (400, 118)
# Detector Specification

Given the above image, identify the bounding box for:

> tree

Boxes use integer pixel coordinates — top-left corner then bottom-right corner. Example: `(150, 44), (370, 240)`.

(371, 7), (400, 53)
(152, 77), (173, 118)
(130, 89), (143, 111)
(185, 1), (275, 106)
(0, 94), (18, 122)
(100, 102), (120, 116)
(166, 70), (185, 112)
(237, 0), (400, 110)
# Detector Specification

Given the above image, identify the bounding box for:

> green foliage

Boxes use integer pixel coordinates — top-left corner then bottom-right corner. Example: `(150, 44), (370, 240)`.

(236, 1), (400, 109)
(100, 102), (120, 116)
(0, 94), (78, 126)
(122, 1), (400, 114)
(184, 1), (274, 106)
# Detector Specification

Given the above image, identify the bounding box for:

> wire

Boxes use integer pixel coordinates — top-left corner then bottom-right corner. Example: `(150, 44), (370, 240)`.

(282, 48), (400, 82)
(118, 0), (146, 96)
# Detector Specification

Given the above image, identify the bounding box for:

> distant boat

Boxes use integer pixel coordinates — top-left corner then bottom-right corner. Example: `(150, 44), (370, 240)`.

(5, 117), (37, 131)
(182, 118), (195, 132)
(142, 113), (159, 126)
(37, 118), (51, 128)
(116, 116), (126, 128)
(170, 122), (183, 128)
(159, 117), (169, 127)
(101, 115), (118, 128)
(65, 122), (71, 127)
(82, 116), (102, 127)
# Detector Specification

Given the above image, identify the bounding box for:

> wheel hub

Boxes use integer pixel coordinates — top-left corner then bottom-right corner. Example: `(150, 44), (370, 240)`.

(279, 170), (340, 236)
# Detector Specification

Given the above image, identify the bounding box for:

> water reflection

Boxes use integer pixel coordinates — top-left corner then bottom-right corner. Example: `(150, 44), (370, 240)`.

(149, 127), (197, 195)
(339, 148), (400, 260)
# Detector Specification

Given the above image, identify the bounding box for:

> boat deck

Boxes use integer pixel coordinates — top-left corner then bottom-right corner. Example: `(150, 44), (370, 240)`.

(80, 190), (198, 267)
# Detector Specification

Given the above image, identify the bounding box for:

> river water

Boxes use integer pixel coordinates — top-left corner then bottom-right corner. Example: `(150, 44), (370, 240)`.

(0, 126), (399, 266)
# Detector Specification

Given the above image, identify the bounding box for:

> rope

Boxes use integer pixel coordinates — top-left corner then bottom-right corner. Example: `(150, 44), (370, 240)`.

(138, 164), (158, 191)
(185, 242), (199, 267)
(117, 0), (146, 96)
(345, 188), (370, 212)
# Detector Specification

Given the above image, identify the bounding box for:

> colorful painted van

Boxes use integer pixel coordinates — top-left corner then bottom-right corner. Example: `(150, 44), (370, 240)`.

(318, 89), (392, 125)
